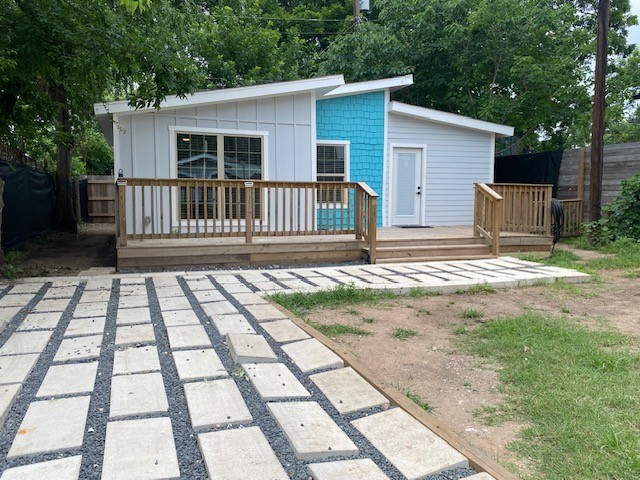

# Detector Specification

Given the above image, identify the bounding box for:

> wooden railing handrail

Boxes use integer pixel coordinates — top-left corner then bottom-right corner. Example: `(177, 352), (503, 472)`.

(356, 181), (379, 198)
(474, 183), (503, 256)
(476, 183), (503, 201)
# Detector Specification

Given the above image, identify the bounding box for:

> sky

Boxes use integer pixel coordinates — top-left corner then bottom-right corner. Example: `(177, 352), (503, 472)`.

(629, 0), (640, 45)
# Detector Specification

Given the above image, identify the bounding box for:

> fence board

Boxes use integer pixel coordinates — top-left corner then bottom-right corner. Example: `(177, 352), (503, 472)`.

(86, 175), (115, 223)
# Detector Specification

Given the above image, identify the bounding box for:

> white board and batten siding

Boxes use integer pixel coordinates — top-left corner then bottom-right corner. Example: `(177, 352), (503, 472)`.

(386, 112), (495, 226)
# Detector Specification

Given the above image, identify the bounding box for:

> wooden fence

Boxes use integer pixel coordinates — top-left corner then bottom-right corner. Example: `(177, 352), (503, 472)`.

(86, 175), (115, 223)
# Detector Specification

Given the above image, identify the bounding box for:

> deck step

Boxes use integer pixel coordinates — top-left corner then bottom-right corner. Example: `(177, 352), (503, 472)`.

(376, 254), (495, 264)
(373, 244), (492, 260)
(375, 237), (486, 248)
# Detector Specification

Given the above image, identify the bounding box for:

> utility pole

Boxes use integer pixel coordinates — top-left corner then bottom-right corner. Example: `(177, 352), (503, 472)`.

(353, 0), (361, 31)
(589, 0), (610, 222)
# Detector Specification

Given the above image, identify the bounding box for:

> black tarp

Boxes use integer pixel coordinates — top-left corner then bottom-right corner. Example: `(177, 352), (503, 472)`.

(494, 150), (563, 197)
(0, 160), (54, 249)
(79, 178), (89, 222)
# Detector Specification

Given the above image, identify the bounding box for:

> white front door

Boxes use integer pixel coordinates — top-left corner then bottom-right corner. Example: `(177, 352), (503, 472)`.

(391, 148), (423, 226)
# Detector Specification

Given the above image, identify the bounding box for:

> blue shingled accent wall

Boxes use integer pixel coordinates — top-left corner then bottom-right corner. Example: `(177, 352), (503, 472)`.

(316, 91), (385, 226)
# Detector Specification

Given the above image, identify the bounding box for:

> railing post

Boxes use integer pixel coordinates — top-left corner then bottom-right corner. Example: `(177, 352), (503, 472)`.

(544, 185), (552, 236)
(368, 196), (377, 264)
(354, 185), (363, 240)
(244, 182), (254, 244)
(473, 184), (480, 237)
(492, 196), (502, 256)
(116, 179), (127, 247)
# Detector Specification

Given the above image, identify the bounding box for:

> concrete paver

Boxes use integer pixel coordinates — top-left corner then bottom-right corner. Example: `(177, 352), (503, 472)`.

(101, 417), (180, 480)
(243, 363), (310, 400)
(161, 309), (200, 327)
(0, 354), (40, 385)
(228, 292), (266, 305)
(192, 289), (225, 303)
(166, 325), (211, 350)
(154, 286), (184, 298)
(54, 335), (102, 362)
(210, 314), (256, 336)
(260, 319), (310, 343)
(281, 338), (343, 373)
(37, 361), (99, 397)
(158, 296), (192, 312)
(73, 302), (108, 318)
(17, 312), (62, 331)
(42, 286), (76, 299)
(109, 372), (168, 419)
(352, 408), (468, 479)
(227, 333), (277, 363)
(184, 379), (252, 430)
(118, 295), (149, 309)
(0, 294), (36, 307)
(115, 324), (155, 347)
(201, 301), (239, 316)
(8, 396), (90, 458)
(80, 290), (111, 303)
(0, 384), (21, 425)
(113, 346), (161, 375)
(310, 367), (389, 414)
(244, 304), (287, 322)
(307, 459), (389, 480)
(116, 307), (151, 325)
(198, 426), (288, 480)
(0, 331), (52, 356)
(267, 401), (358, 460)
(173, 349), (227, 381)
(465, 473), (497, 480)
(31, 298), (70, 313)
(64, 317), (106, 337)
(0, 455), (82, 480)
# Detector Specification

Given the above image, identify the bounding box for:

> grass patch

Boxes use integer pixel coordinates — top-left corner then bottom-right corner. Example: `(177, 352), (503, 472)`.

(405, 389), (433, 412)
(544, 280), (596, 298)
(457, 313), (640, 479)
(408, 287), (441, 298)
(624, 269), (640, 279)
(453, 326), (467, 335)
(270, 284), (397, 319)
(361, 317), (376, 324)
(392, 328), (418, 340)
(309, 322), (371, 337)
(457, 283), (496, 295)
(586, 238), (640, 270)
(460, 308), (484, 319)
(0, 251), (25, 280)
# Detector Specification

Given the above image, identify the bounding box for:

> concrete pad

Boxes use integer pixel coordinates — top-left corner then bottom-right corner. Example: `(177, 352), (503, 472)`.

(80, 290), (111, 303)
(37, 361), (99, 397)
(226, 333), (277, 363)
(118, 295), (149, 309)
(185, 279), (215, 291)
(113, 346), (161, 375)
(116, 307), (151, 325)
(229, 292), (267, 305)
(17, 312), (62, 331)
(267, 401), (358, 460)
(9, 284), (42, 294)
(173, 349), (227, 381)
(0, 384), (21, 425)
(211, 314), (256, 336)
(307, 459), (389, 480)
(184, 379), (252, 430)
(161, 309), (201, 327)
(0, 354), (40, 385)
(281, 338), (343, 373)
(42, 286), (76, 299)
(261, 319), (309, 343)
(0, 455), (82, 480)
(154, 286), (184, 298)
(120, 285), (148, 296)
(7, 396), (90, 458)
(245, 303), (289, 322)
(192, 289), (225, 304)
(64, 317), (105, 337)
(166, 325), (211, 350)
(198, 426), (288, 480)
(110, 372), (168, 419)
(201, 301), (239, 316)
(221, 283), (252, 294)
(54, 335), (102, 362)
(351, 408), (468, 479)
(310, 367), (389, 414)
(0, 331), (52, 356)
(74, 302), (108, 318)
(242, 363), (310, 400)
(84, 278), (113, 290)
(32, 298), (70, 313)
(115, 323), (156, 347)
(102, 417), (180, 480)
(0, 294), (36, 307)
(158, 296), (192, 312)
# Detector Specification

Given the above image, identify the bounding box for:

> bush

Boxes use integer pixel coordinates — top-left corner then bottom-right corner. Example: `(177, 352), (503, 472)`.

(584, 173), (640, 245)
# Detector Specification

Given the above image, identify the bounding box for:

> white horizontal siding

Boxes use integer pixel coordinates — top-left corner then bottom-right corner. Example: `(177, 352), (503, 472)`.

(387, 113), (494, 226)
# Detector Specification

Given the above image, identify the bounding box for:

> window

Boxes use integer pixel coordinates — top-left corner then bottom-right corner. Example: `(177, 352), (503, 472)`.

(317, 142), (349, 203)
(174, 130), (264, 220)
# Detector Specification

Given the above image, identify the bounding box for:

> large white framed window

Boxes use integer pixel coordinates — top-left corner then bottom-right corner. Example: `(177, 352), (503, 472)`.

(169, 127), (268, 221)
(316, 140), (349, 204)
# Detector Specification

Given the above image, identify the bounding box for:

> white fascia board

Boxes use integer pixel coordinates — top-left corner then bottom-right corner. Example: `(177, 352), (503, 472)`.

(322, 75), (414, 99)
(94, 75), (345, 117)
(388, 101), (515, 137)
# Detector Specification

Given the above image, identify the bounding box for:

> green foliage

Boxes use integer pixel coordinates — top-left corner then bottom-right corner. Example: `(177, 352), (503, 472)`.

(460, 308), (484, 319)
(0, 251), (25, 280)
(457, 283), (496, 295)
(405, 389), (433, 413)
(391, 328), (417, 340)
(457, 313), (640, 479)
(308, 322), (371, 337)
(73, 126), (114, 175)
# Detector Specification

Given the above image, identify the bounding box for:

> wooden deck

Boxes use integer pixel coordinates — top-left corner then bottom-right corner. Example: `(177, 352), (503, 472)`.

(117, 226), (553, 269)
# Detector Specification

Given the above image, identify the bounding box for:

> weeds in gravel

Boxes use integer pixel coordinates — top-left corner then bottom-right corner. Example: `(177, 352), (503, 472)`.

(457, 312), (640, 480)
(460, 308), (484, 319)
(405, 389), (433, 412)
(270, 284), (396, 319)
(392, 328), (418, 340)
(309, 322), (371, 337)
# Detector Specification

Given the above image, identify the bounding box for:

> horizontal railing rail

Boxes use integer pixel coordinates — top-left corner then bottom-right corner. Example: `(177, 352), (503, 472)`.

(488, 183), (553, 236)
(115, 178), (379, 263)
(473, 183), (503, 256)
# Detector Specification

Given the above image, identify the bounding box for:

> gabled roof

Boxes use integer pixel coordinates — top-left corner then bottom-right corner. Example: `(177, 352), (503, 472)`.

(388, 101), (514, 137)
(321, 75), (414, 99)
(94, 75), (346, 117)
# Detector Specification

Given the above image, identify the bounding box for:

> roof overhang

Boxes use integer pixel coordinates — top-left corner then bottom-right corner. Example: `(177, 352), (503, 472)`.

(94, 75), (346, 118)
(388, 101), (514, 138)
(321, 74), (414, 99)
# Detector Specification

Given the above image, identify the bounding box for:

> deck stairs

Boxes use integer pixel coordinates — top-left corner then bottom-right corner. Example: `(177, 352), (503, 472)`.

(365, 237), (494, 264)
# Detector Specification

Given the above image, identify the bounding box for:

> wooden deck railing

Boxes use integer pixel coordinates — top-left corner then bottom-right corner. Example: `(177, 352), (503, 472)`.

(473, 183), (503, 256)
(488, 183), (553, 236)
(559, 199), (583, 237)
(115, 178), (379, 262)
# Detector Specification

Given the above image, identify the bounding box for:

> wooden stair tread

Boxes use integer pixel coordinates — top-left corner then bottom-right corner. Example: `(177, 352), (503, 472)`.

(376, 254), (495, 264)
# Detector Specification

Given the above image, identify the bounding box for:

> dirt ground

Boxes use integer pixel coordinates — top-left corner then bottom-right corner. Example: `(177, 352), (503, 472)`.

(305, 260), (640, 475)
(8, 222), (116, 277)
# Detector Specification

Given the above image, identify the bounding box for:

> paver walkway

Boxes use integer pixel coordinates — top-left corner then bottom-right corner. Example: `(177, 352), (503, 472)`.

(0, 258), (588, 479)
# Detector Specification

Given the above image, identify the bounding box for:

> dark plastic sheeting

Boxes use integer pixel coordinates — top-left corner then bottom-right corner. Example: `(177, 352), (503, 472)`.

(0, 160), (54, 249)
(494, 150), (563, 197)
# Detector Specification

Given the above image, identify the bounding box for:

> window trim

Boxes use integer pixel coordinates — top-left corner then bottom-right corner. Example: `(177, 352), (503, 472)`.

(315, 140), (350, 208)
